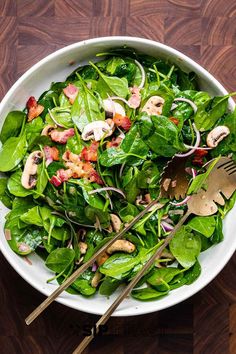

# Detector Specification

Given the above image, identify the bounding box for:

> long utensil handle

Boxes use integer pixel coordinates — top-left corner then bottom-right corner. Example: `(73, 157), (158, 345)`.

(25, 199), (160, 325)
(72, 210), (191, 354)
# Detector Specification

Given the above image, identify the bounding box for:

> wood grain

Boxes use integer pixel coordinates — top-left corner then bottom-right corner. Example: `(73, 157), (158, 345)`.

(0, 0), (236, 353)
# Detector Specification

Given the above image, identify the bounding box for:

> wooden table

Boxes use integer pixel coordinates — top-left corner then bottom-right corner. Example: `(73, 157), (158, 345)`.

(0, 1), (236, 353)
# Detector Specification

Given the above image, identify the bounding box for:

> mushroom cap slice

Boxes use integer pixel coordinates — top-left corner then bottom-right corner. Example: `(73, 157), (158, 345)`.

(103, 99), (126, 117)
(81, 120), (113, 141)
(141, 95), (165, 116)
(21, 150), (43, 189)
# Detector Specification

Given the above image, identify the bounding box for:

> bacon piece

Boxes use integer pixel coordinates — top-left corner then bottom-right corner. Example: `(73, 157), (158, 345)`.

(50, 128), (75, 144)
(50, 175), (62, 187)
(89, 170), (103, 185)
(50, 168), (73, 187)
(113, 113), (131, 131)
(63, 84), (79, 104)
(106, 136), (123, 148)
(192, 149), (208, 166)
(26, 96), (44, 122)
(80, 141), (99, 162)
(62, 150), (80, 164)
(169, 117), (179, 126)
(128, 86), (141, 109)
(44, 146), (60, 166)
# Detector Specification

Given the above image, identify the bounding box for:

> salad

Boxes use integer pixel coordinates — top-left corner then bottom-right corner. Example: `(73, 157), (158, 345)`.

(0, 47), (236, 301)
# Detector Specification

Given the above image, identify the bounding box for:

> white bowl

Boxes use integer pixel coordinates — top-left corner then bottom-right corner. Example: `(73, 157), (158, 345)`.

(0, 36), (235, 316)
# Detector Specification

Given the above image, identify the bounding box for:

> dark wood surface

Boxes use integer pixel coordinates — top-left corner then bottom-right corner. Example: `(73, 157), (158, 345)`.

(1, 1), (236, 353)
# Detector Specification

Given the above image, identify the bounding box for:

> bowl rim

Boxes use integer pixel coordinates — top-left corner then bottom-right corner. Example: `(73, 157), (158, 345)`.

(0, 36), (235, 317)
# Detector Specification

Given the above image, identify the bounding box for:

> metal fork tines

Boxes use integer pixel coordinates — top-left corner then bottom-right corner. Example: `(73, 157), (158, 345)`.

(218, 159), (236, 175)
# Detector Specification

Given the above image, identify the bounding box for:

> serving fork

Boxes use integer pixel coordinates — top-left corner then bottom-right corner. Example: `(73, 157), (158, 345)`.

(25, 157), (236, 354)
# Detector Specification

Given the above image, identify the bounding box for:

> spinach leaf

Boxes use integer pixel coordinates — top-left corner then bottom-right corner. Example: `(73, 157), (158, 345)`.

(100, 126), (148, 167)
(0, 178), (13, 208)
(0, 135), (27, 172)
(99, 277), (121, 296)
(100, 245), (160, 280)
(0, 111), (26, 143)
(71, 269), (96, 296)
(194, 95), (229, 131)
(25, 117), (44, 147)
(35, 163), (48, 197)
(183, 260), (201, 285)
(99, 147), (127, 167)
(70, 179), (105, 210)
(147, 267), (183, 292)
(5, 198), (42, 255)
(45, 248), (75, 273)
(46, 107), (73, 128)
(131, 287), (168, 301)
(90, 61), (129, 99)
(85, 206), (110, 228)
(120, 125), (149, 166)
(188, 157), (220, 195)
(188, 216), (215, 238)
(211, 215), (224, 244)
(20, 206), (43, 227)
(170, 226), (201, 268)
(136, 161), (160, 189)
(7, 170), (33, 197)
(138, 114), (185, 157)
(66, 134), (83, 155)
(71, 84), (104, 132)
(119, 203), (139, 223)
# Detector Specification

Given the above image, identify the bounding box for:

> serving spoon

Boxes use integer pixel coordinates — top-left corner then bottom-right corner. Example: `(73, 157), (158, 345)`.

(25, 157), (236, 333)
(71, 156), (236, 353)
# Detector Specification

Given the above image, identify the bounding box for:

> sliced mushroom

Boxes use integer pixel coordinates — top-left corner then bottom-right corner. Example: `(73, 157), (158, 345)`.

(110, 214), (122, 232)
(206, 126), (230, 148)
(91, 271), (102, 288)
(141, 96), (165, 116)
(107, 240), (136, 255)
(103, 99), (126, 118)
(81, 121), (113, 141)
(41, 125), (56, 136)
(97, 252), (109, 266)
(21, 151), (43, 189)
(79, 241), (88, 255)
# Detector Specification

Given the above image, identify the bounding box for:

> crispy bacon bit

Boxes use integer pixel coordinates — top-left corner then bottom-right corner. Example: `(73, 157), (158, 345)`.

(63, 84), (79, 104)
(44, 146), (59, 167)
(192, 149), (208, 166)
(80, 141), (99, 162)
(26, 96), (44, 122)
(50, 128), (75, 144)
(50, 175), (62, 187)
(113, 113), (131, 131)
(89, 170), (103, 185)
(62, 150), (80, 164)
(50, 168), (72, 187)
(128, 86), (141, 109)
(169, 117), (179, 125)
(106, 136), (123, 148)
